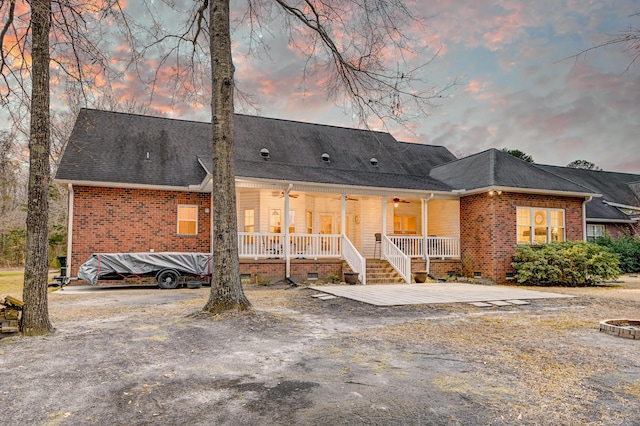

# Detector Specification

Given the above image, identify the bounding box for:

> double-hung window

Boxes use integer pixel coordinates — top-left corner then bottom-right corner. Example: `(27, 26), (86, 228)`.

(517, 207), (565, 244)
(586, 224), (605, 242)
(177, 205), (198, 235)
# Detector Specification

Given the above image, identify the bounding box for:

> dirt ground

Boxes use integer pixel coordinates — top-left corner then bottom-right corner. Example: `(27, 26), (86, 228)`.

(2, 278), (640, 426)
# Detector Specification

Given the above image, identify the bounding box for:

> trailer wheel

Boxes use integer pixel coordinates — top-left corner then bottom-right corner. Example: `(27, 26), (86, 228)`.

(157, 270), (180, 289)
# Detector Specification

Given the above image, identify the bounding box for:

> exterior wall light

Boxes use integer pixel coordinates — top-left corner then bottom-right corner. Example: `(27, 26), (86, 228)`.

(260, 148), (270, 160)
(321, 153), (330, 162)
(370, 157), (378, 167)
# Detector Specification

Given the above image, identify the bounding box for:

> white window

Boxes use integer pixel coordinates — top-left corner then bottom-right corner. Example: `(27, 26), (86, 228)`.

(517, 207), (565, 244)
(244, 209), (255, 233)
(587, 224), (605, 242)
(177, 205), (198, 235)
(270, 209), (282, 234)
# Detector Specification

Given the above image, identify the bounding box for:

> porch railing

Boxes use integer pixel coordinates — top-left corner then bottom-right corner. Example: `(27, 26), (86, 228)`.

(341, 235), (366, 285)
(382, 235), (412, 284)
(388, 236), (460, 258)
(238, 232), (341, 259)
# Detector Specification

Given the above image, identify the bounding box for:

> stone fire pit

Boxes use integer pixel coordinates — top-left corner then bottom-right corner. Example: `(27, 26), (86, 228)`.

(599, 319), (640, 340)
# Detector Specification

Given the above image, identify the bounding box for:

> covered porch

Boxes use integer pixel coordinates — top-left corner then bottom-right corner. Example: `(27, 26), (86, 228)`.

(234, 182), (461, 284)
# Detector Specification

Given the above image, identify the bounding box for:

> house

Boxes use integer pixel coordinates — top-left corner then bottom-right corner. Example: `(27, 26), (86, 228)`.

(55, 109), (640, 285)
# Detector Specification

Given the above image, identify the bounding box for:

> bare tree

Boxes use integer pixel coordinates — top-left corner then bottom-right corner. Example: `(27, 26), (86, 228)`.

(570, 12), (640, 73)
(123, 0), (452, 313)
(1, 0), (142, 334)
(199, 0), (450, 312)
(20, 0), (54, 335)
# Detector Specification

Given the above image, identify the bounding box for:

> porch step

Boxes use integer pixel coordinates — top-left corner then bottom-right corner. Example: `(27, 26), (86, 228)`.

(342, 259), (406, 284)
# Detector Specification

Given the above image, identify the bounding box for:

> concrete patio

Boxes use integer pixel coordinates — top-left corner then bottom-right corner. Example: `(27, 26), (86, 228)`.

(308, 282), (573, 306)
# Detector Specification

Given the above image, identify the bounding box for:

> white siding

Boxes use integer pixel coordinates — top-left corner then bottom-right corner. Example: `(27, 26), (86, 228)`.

(237, 189), (261, 231)
(360, 197), (383, 258)
(427, 199), (460, 237)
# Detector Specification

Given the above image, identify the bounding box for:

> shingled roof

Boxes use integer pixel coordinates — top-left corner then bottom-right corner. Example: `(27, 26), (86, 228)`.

(429, 149), (597, 195)
(55, 108), (457, 192)
(537, 165), (640, 221)
(59, 109), (634, 220)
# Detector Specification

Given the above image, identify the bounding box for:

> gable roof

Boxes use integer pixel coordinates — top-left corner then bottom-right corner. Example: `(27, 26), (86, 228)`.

(429, 149), (597, 196)
(55, 108), (457, 193)
(60, 109), (635, 219)
(537, 165), (640, 222)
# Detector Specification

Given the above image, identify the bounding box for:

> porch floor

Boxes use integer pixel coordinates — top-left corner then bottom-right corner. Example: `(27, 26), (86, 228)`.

(308, 283), (573, 307)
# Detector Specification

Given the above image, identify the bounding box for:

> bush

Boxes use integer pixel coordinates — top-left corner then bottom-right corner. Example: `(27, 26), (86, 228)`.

(511, 241), (620, 286)
(594, 234), (640, 273)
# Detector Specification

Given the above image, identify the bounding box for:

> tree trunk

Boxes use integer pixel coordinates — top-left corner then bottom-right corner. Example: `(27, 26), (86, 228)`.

(203, 0), (251, 313)
(21, 0), (53, 335)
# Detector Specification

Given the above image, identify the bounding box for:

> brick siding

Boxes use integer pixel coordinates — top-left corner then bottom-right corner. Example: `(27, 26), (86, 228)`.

(460, 192), (585, 283)
(240, 259), (342, 284)
(70, 186), (211, 275)
(411, 258), (462, 278)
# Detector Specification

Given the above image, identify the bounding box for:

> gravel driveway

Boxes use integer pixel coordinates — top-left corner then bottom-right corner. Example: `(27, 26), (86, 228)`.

(2, 278), (640, 425)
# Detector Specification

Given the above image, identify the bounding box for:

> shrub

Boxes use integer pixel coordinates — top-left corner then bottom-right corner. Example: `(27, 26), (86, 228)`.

(595, 234), (640, 273)
(511, 241), (620, 286)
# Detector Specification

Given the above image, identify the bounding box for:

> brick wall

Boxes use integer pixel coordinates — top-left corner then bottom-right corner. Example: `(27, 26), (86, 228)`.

(605, 223), (639, 239)
(240, 259), (342, 283)
(460, 192), (585, 283)
(411, 258), (462, 278)
(70, 186), (211, 275)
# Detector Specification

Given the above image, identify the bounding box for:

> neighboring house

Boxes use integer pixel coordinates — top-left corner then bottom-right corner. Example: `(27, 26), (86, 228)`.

(55, 109), (640, 285)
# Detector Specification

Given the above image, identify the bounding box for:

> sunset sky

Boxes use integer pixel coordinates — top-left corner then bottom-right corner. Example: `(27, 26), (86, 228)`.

(4, 1), (640, 174)
(164, 0), (639, 173)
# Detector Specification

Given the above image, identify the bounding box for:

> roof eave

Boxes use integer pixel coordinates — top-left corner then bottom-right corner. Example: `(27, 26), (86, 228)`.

(587, 218), (638, 224)
(602, 200), (640, 211)
(234, 175), (456, 198)
(452, 185), (601, 198)
(54, 178), (201, 193)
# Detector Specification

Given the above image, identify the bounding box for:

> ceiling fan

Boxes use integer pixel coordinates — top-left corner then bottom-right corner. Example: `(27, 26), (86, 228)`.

(333, 195), (359, 201)
(390, 197), (410, 204)
(390, 197), (410, 207)
(272, 191), (299, 198)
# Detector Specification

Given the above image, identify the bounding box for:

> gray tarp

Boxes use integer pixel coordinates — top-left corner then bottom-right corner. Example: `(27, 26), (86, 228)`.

(78, 252), (212, 285)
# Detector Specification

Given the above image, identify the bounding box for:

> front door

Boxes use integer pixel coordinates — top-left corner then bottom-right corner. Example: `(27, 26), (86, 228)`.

(320, 214), (333, 252)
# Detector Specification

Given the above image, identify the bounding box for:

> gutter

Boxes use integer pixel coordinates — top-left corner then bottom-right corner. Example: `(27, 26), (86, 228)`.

(586, 218), (638, 224)
(453, 185), (601, 199)
(582, 196), (592, 242)
(66, 183), (74, 276)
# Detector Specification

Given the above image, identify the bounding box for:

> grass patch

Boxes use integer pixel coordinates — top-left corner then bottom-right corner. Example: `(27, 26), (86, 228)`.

(0, 271), (25, 299)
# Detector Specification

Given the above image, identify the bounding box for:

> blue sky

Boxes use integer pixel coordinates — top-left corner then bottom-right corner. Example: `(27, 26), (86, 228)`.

(205, 0), (639, 173)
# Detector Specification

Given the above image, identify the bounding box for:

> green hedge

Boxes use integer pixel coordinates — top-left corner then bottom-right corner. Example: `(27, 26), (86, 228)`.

(594, 235), (640, 274)
(511, 241), (620, 286)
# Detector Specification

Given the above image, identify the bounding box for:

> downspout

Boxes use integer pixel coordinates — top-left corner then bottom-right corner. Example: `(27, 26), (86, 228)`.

(583, 196), (593, 241)
(422, 193), (434, 273)
(66, 183), (74, 278)
(284, 184), (293, 278)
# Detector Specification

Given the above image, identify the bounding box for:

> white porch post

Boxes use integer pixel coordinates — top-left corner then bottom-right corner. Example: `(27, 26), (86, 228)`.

(341, 194), (346, 237)
(422, 195), (434, 272)
(284, 184), (292, 277)
(422, 198), (428, 258)
(381, 197), (387, 236)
